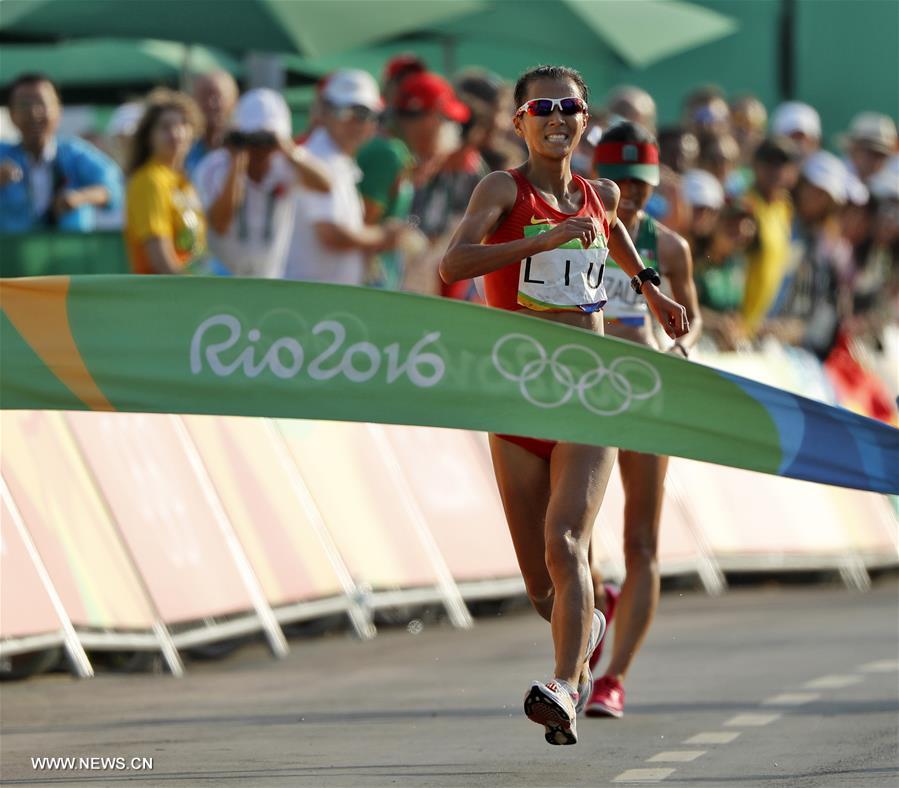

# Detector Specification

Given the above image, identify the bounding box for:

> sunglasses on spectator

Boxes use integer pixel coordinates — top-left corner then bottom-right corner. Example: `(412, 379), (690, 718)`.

(516, 97), (588, 117)
(332, 104), (379, 122)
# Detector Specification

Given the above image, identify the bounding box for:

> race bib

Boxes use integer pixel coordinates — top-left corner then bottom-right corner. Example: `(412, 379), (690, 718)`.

(518, 223), (608, 312)
(602, 263), (647, 319)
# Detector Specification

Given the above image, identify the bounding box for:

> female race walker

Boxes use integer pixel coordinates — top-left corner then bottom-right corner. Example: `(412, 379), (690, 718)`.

(585, 121), (702, 719)
(440, 65), (690, 746)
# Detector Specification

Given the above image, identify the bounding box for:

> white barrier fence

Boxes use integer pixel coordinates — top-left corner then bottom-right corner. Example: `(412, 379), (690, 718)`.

(2, 405), (895, 678)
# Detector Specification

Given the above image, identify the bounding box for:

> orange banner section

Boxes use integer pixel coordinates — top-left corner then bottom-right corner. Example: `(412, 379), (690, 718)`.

(276, 420), (442, 590)
(183, 415), (344, 605)
(0, 494), (61, 640)
(1, 411), (154, 629)
(381, 425), (519, 582)
(64, 412), (256, 624)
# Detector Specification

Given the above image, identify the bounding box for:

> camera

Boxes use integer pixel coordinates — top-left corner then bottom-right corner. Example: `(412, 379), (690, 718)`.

(224, 130), (279, 149)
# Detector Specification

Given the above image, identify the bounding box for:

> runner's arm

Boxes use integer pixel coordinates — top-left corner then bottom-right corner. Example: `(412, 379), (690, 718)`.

(594, 177), (690, 339)
(658, 227), (703, 352)
(440, 172), (547, 283)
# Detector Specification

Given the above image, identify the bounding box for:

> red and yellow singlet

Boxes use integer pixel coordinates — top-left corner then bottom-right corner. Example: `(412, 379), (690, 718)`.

(483, 168), (610, 313)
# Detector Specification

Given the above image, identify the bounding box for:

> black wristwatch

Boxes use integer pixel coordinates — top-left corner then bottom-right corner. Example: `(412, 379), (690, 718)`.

(630, 267), (661, 295)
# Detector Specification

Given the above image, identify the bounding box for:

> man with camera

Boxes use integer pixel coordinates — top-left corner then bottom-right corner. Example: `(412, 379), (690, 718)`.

(193, 88), (330, 278)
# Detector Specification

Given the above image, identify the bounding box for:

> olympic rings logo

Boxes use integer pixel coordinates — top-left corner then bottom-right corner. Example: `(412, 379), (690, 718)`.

(491, 333), (661, 416)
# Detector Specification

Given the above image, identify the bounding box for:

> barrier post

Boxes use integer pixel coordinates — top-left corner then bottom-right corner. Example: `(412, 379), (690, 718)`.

(1, 475), (93, 679)
(57, 413), (185, 677)
(263, 420), (376, 640)
(171, 416), (288, 658)
(367, 424), (473, 629)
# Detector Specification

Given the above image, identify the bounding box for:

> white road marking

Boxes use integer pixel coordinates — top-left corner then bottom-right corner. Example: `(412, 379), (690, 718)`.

(859, 659), (899, 673)
(762, 692), (820, 706)
(647, 751), (706, 763)
(684, 731), (740, 744)
(802, 674), (863, 689)
(612, 768), (676, 783)
(724, 713), (781, 727)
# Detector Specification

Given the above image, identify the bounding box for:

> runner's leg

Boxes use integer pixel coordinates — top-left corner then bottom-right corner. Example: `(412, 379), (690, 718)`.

(545, 442), (617, 685)
(604, 449), (668, 681)
(489, 434), (554, 622)
(588, 542), (610, 613)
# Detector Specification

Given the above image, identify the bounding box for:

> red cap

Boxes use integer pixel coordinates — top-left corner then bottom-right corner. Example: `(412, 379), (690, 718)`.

(383, 54), (426, 84)
(394, 72), (470, 123)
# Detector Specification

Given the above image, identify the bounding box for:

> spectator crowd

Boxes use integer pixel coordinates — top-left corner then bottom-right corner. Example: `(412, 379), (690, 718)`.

(1, 62), (896, 418)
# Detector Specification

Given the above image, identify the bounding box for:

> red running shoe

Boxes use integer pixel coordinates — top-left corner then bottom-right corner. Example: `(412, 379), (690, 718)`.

(584, 675), (625, 718)
(588, 583), (620, 672)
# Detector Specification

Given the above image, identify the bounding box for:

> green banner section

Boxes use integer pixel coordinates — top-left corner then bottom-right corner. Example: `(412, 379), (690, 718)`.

(2, 276), (897, 493)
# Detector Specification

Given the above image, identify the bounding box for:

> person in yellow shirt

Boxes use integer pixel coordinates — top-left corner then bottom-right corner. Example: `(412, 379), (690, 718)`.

(126, 89), (206, 274)
(741, 136), (800, 333)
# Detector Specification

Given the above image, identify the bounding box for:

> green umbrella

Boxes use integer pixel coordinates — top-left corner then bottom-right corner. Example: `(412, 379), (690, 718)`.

(286, 0), (737, 91)
(0, 38), (242, 88)
(0, 0), (485, 57)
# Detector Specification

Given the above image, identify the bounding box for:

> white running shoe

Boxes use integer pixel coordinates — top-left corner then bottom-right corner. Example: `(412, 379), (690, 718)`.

(575, 608), (607, 714)
(524, 679), (579, 745)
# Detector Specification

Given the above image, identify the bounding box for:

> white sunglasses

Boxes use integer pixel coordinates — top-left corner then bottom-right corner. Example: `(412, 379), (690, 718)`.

(516, 96), (588, 117)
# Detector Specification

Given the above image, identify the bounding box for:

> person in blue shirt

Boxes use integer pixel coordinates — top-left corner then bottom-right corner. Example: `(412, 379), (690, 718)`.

(0, 73), (122, 233)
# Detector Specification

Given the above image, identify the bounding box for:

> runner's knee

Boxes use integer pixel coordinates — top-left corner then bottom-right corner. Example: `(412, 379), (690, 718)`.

(525, 582), (554, 608)
(545, 531), (588, 579)
(623, 536), (659, 570)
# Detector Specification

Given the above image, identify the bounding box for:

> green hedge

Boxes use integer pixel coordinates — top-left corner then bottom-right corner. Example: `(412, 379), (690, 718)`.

(0, 232), (131, 278)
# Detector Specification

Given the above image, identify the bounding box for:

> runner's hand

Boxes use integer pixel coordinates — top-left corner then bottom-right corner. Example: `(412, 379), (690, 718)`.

(645, 287), (689, 339)
(539, 217), (599, 250)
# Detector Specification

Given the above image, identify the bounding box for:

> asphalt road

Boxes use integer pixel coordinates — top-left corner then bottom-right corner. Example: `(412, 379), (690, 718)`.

(2, 579), (897, 787)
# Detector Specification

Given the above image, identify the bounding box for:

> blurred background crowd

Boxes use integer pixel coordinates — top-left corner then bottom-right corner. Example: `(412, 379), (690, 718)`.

(1, 0), (896, 423)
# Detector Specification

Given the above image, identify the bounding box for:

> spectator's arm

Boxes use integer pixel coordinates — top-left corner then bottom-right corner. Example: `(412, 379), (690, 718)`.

(70, 139), (122, 209)
(699, 307), (748, 352)
(54, 184), (112, 219)
(300, 184), (397, 253)
(142, 236), (182, 274)
(363, 196), (385, 224)
(279, 139), (330, 193)
(203, 151), (247, 235)
(314, 220), (398, 253)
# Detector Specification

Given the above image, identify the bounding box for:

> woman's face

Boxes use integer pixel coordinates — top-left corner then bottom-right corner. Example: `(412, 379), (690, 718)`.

(513, 77), (587, 161)
(397, 110), (445, 158)
(616, 178), (654, 224)
(690, 205), (720, 240)
(796, 180), (837, 224)
(151, 108), (193, 161)
(715, 213), (756, 258)
(849, 143), (889, 181)
(840, 202), (873, 246)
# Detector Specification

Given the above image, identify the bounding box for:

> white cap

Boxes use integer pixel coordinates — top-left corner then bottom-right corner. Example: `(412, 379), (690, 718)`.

(868, 155), (899, 200)
(772, 101), (821, 139)
(106, 102), (143, 137)
(681, 169), (725, 209)
(321, 69), (383, 112)
(801, 151), (850, 204)
(840, 112), (898, 154)
(235, 88), (291, 137)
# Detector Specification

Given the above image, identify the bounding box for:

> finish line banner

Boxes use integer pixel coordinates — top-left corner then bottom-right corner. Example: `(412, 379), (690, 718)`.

(1, 276), (897, 495)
